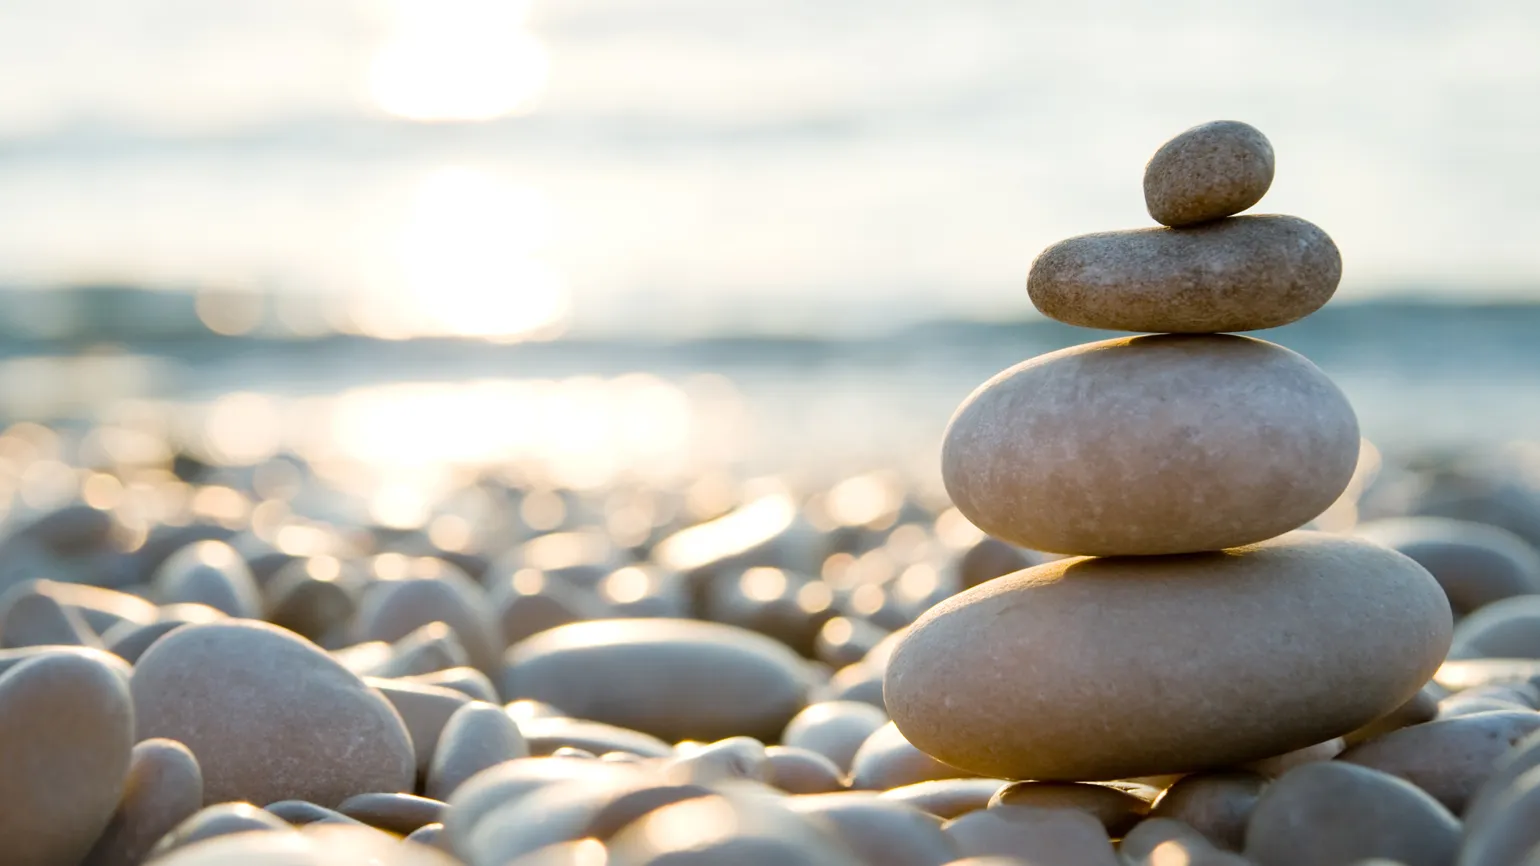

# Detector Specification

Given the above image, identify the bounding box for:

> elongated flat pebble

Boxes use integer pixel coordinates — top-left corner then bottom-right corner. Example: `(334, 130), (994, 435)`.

(0, 652), (135, 866)
(1027, 216), (1338, 334)
(789, 793), (958, 866)
(1243, 763), (1458, 866)
(519, 716), (674, 758)
(354, 564), (503, 675)
(84, 738), (204, 866)
(1464, 765), (1540, 866)
(152, 540), (262, 618)
(368, 678), (473, 779)
(581, 783), (716, 840)
(1451, 596), (1540, 659)
(489, 568), (610, 646)
(266, 800), (366, 826)
(427, 700), (530, 800)
(403, 667), (500, 703)
(886, 533), (1451, 780)
(1239, 737), (1344, 777)
(150, 821), (458, 865)
(882, 780), (1009, 820)
(1356, 517), (1540, 615)
(132, 621), (415, 807)
(766, 745), (847, 794)
(338, 792), (445, 834)
(371, 622), (472, 678)
(443, 757), (650, 854)
(944, 806), (1119, 865)
(0, 644), (132, 680)
(851, 722), (977, 790)
(990, 782), (1149, 836)
(1342, 712), (1540, 814)
(502, 618), (810, 743)
(405, 822), (445, 848)
(1121, 817), (1216, 862)
(31, 579), (159, 634)
(1143, 121), (1274, 227)
(263, 559), (359, 643)
(606, 793), (865, 866)
(665, 736), (769, 786)
(943, 336), (1359, 555)
(148, 803), (293, 858)
(1149, 772), (1266, 852)
(784, 700), (889, 772)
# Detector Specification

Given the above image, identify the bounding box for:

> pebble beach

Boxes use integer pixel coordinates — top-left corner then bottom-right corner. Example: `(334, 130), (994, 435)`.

(4, 122), (1540, 866)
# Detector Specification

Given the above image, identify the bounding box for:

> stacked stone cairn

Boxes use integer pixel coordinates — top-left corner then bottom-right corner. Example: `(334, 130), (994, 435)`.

(886, 122), (1456, 784)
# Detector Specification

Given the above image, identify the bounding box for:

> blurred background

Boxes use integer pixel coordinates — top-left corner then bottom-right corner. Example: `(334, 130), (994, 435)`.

(1, 0), (1539, 511)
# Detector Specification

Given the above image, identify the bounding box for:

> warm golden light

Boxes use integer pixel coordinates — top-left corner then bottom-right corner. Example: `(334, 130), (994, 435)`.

(395, 167), (568, 342)
(369, 0), (548, 122)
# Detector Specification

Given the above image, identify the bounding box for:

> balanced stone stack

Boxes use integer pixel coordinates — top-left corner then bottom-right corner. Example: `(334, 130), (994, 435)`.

(885, 121), (1456, 782)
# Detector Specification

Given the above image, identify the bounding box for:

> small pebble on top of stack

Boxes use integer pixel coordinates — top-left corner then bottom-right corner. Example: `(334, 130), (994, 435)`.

(887, 120), (1455, 782)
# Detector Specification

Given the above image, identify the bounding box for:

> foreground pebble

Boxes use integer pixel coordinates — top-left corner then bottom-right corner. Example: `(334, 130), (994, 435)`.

(0, 651), (135, 866)
(886, 532), (1451, 780)
(83, 738), (204, 866)
(131, 620), (415, 806)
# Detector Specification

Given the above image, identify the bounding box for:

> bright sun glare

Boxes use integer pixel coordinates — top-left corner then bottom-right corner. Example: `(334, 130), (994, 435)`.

(370, 0), (549, 122)
(396, 166), (568, 341)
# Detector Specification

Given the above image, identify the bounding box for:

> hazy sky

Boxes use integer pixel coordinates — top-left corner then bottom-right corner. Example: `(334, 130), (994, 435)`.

(1, 0), (1537, 336)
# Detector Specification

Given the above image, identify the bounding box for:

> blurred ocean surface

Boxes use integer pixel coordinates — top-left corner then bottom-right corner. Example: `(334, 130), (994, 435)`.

(1, 0), (1538, 482)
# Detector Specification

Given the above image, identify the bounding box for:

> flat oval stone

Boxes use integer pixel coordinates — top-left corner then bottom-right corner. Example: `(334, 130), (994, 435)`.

(1340, 711), (1540, 814)
(783, 701), (889, 773)
(1243, 763), (1458, 866)
(990, 782), (1149, 836)
(84, 738), (204, 866)
(1149, 772), (1267, 852)
(886, 532), (1451, 780)
(788, 793), (958, 866)
(0, 586), (102, 648)
(1027, 216), (1339, 334)
(0, 652), (135, 866)
(403, 667), (500, 704)
(132, 620), (415, 807)
(501, 618), (810, 743)
(338, 792), (444, 835)
(942, 335), (1359, 556)
(443, 757), (651, 855)
(1143, 121), (1275, 227)
(518, 716), (674, 759)
(943, 806), (1119, 865)
(148, 803), (294, 858)
(1345, 686), (1441, 746)
(606, 793), (865, 866)
(1355, 517), (1540, 616)
(1464, 765), (1540, 866)
(880, 780), (1008, 820)
(427, 700), (530, 800)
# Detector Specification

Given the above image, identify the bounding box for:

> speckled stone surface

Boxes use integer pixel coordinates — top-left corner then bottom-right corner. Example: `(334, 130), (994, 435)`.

(1026, 215), (1340, 333)
(501, 618), (810, 743)
(1144, 120), (1275, 227)
(941, 334), (1360, 556)
(131, 620), (415, 807)
(0, 652), (135, 866)
(885, 533), (1452, 781)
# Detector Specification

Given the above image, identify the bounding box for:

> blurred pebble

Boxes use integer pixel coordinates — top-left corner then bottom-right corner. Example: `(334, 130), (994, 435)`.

(1239, 737), (1345, 777)
(148, 803), (294, 858)
(83, 738), (204, 866)
(1346, 686), (1442, 745)
(370, 622), (472, 678)
(765, 745), (847, 794)
(367, 678), (473, 781)
(1148, 771), (1267, 852)
(606, 791), (865, 866)
(338, 792), (445, 834)
(1341, 711), (1540, 814)
(0, 586), (102, 648)
(1243, 762), (1458, 866)
(989, 782), (1150, 836)
(353, 561), (503, 675)
(783, 700), (889, 772)
(1451, 595), (1540, 659)
(880, 779), (1009, 820)
(263, 557), (360, 643)
(501, 618), (810, 743)
(1355, 517), (1540, 615)
(664, 736), (768, 786)
(850, 722), (976, 790)
(815, 616), (889, 668)
(489, 568), (610, 646)
(943, 805), (1120, 865)
(402, 666), (500, 703)
(519, 716), (674, 759)
(266, 800), (367, 826)
(0, 652), (135, 866)
(788, 792), (959, 866)
(152, 540), (262, 618)
(426, 700), (531, 800)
